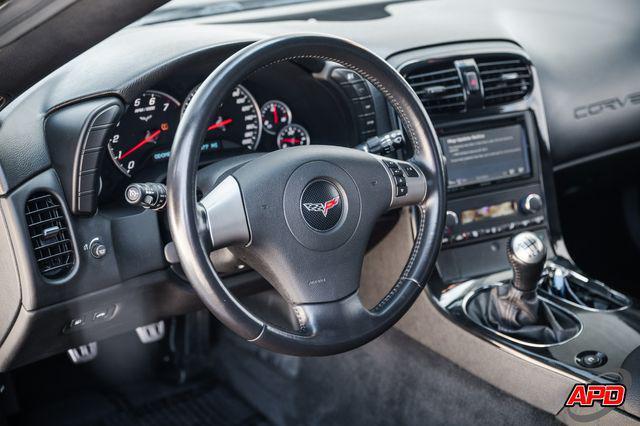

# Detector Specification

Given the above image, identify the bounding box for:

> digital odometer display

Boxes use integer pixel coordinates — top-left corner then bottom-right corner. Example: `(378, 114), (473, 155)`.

(441, 124), (531, 189)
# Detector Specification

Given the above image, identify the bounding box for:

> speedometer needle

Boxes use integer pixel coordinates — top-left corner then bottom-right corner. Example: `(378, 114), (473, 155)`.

(120, 129), (162, 160)
(272, 105), (279, 124)
(208, 118), (233, 131)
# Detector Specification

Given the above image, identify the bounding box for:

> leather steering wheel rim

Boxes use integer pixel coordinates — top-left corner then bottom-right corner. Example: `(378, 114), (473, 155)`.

(167, 34), (446, 356)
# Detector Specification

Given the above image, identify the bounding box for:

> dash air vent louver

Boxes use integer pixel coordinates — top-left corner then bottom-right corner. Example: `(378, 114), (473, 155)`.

(25, 192), (75, 279)
(404, 61), (465, 115)
(477, 55), (533, 106)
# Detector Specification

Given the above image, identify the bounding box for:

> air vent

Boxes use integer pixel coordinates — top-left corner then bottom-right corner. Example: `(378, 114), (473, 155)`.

(405, 62), (465, 115)
(477, 55), (533, 106)
(25, 192), (75, 279)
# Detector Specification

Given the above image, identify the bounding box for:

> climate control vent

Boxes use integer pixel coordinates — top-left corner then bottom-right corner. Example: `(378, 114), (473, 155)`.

(404, 61), (465, 115)
(477, 55), (533, 106)
(25, 192), (75, 279)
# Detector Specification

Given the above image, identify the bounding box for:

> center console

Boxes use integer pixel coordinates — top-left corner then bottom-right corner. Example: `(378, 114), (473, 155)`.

(436, 112), (547, 282)
(388, 41), (640, 408)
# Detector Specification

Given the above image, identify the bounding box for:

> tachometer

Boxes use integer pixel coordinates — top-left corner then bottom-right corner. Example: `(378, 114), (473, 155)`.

(182, 84), (262, 151)
(107, 91), (180, 177)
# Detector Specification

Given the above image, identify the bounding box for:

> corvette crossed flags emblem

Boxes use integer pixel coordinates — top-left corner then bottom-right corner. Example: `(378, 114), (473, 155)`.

(303, 196), (340, 217)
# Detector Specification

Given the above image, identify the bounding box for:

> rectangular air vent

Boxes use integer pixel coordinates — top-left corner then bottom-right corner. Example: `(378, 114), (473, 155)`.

(25, 193), (75, 279)
(477, 55), (533, 106)
(404, 62), (465, 115)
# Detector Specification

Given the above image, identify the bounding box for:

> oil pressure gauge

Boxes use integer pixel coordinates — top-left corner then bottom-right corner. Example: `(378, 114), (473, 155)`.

(276, 123), (310, 149)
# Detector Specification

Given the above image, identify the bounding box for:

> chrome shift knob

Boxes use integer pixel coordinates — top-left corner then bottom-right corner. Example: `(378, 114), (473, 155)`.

(507, 232), (546, 292)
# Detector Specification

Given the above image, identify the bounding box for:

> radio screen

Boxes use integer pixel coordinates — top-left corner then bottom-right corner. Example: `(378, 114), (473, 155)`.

(461, 201), (518, 224)
(441, 124), (530, 189)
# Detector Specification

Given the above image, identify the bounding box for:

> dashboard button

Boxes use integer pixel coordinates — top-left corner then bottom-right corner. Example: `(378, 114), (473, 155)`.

(84, 128), (111, 149)
(396, 186), (408, 197)
(576, 351), (607, 369)
(358, 115), (377, 132)
(80, 149), (102, 172)
(395, 175), (407, 186)
(78, 172), (97, 193)
(353, 97), (375, 115)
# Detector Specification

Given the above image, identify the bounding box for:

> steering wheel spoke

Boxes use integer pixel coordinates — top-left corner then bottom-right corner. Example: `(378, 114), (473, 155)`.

(293, 293), (372, 337)
(199, 176), (251, 250)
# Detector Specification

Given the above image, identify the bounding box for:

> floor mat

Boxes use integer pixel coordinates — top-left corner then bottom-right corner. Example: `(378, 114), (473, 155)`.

(215, 328), (560, 426)
(12, 378), (269, 426)
(101, 382), (268, 426)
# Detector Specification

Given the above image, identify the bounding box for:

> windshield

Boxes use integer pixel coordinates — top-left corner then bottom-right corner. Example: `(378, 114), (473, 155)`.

(139, 0), (323, 24)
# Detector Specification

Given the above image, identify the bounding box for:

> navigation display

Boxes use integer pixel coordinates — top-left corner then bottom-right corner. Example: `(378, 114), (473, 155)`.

(441, 124), (531, 189)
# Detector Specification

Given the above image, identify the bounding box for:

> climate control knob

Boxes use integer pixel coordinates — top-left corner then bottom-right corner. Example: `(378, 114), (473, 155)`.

(520, 193), (543, 214)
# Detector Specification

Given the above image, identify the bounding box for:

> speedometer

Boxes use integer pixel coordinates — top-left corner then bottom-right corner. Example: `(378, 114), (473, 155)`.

(182, 84), (262, 151)
(107, 91), (180, 177)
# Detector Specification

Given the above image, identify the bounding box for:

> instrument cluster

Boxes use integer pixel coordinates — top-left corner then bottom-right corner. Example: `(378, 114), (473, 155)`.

(106, 84), (311, 178)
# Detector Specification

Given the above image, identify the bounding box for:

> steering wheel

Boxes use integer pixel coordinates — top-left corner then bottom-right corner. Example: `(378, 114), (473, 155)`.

(166, 34), (446, 356)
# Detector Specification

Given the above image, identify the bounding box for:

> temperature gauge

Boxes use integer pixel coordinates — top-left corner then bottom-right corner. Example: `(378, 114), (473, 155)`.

(261, 100), (292, 135)
(277, 124), (310, 149)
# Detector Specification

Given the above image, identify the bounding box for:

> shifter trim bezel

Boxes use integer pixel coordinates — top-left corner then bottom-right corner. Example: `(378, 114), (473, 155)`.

(461, 283), (584, 348)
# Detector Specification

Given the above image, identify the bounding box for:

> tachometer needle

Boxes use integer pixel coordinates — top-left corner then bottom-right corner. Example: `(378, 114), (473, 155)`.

(208, 118), (233, 131)
(272, 104), (279, 124)
(120, 129), (162, 160)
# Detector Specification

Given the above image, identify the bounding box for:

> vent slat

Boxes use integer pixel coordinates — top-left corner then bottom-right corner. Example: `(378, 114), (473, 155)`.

(484, 90), (531, 101)
(25, 193), (75, 279)
(410, 77), (461, 88)
(420, 90), (465, 99)
(404, 62), (465, 115)
(477, 55), (533, 107)
(483, 82), (532, 92)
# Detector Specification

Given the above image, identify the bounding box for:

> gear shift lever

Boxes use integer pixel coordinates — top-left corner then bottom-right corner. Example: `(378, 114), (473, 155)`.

(507, 232), (546, 292)
(465, 231), (579, 344)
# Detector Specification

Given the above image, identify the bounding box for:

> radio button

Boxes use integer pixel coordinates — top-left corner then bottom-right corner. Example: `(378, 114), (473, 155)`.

(521, 193), (543, 214)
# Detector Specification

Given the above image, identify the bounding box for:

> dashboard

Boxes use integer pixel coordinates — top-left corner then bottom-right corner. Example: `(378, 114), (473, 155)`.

(0, 0), (639, 371)
(98, 61), (367, 206)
